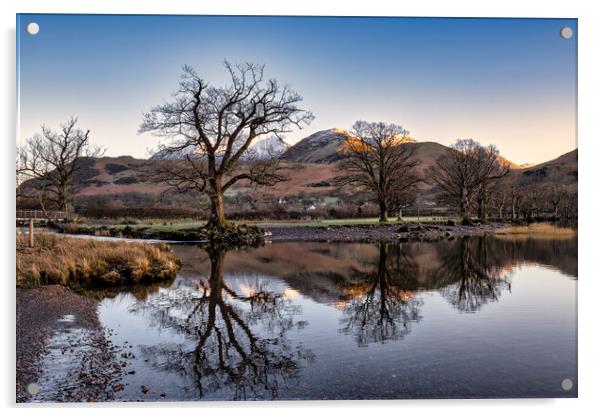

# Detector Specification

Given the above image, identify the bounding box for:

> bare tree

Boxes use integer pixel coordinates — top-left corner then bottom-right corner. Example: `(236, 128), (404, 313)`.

(434, 237), (511, 313)
(139, 62), (313, 229)
(336, 121), (420, 223)
(339, 242), (422, 346)
(429, 139), (509, 224)
(131, 246), (313, 399)
(491, 187), (507, 220)
(17, 117), (102, 213)
(542, 184), (567, 221)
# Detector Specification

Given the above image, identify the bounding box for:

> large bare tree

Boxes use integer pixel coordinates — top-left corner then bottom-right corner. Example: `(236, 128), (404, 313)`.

(429, 139), (509, 224)
(139, 62), (313, 229)
(336, 121), (420, 223)
(17, 117), (102, 213)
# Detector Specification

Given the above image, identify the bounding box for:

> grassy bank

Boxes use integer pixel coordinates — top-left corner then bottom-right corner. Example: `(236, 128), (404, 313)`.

(16, 233), (180, 288)
(495, 223), (576, 239)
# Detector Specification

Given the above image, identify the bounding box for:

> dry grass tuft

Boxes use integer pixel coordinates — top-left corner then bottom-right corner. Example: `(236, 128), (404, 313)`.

(16, 233), (180, 288)
(495, 223), (576, 239)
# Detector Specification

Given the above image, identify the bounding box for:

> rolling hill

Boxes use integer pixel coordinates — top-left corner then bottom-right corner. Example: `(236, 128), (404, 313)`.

(505, 148), (577, 187)
(17, 128), (577, 217)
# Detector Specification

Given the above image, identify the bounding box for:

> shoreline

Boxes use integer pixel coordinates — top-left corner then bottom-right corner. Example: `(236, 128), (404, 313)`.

(265, 222), (506, 242)
(54, 221), (510, 244)
(16, 285), (125, 402)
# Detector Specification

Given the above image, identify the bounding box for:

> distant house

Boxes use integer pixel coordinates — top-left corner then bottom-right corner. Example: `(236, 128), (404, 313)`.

(278, 198), (286, 205)
(305, 204), (317, 211)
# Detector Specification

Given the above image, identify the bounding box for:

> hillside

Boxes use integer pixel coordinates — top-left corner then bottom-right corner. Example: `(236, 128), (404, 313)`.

(280, 128), (352, 163)
(505, 149), (577, 187)
(16, 127), (577, 218)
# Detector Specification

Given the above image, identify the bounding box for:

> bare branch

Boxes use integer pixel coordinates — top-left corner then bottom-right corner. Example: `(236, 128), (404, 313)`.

(140, 62), (312, 227)
(336, 121), (421, 222)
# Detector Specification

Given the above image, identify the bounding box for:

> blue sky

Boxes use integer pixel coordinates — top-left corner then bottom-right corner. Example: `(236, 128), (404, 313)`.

(17, 15), (577, 164)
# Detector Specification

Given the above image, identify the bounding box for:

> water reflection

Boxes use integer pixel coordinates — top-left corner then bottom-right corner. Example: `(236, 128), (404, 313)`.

(339, 243), (422, 346)
(130, 246), (313, 400)
(433, 237), (512, 313)
(98, 235), (577, 400)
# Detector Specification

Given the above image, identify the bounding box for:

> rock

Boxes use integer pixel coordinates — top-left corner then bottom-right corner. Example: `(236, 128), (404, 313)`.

(141, 385), (149, 394)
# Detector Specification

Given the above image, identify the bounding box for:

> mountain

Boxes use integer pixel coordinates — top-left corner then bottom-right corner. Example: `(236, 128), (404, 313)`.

(281, 128), (418, 163)
(280, 128), (352, 163)
(16, 127), (577, 217)
(150, 136), (289, 161)
(246, 136), (289, 159)
(281, 128), (453, 177)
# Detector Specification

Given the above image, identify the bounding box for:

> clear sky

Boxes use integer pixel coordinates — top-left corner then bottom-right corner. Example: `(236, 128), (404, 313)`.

(17, 14), (577, 165)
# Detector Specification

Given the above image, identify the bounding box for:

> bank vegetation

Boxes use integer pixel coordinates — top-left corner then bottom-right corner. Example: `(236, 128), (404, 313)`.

(16, 233), (180, 288)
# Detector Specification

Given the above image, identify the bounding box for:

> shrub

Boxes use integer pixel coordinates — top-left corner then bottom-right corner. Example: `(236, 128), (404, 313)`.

(104, 163), (129, 174)
(114, 176), (140, 185)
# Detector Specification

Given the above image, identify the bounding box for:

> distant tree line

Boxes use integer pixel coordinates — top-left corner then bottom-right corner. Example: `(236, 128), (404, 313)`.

(16, 62), (577, 225)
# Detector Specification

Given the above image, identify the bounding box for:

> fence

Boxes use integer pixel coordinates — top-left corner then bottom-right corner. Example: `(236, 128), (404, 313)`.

(16, 210), (71, 221)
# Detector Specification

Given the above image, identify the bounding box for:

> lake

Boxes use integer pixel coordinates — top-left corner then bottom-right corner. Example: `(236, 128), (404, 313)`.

(97, 236), (577, 400)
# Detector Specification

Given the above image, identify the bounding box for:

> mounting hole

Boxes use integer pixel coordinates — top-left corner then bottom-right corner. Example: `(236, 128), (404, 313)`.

(26, 383), (39, 395)
(26, 22), (40, 35)
(560, 378), (574, 391)
(560, 26), (573, 40)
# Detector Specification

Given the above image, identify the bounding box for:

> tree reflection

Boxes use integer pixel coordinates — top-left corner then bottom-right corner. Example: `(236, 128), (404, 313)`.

(339, 243), (422, 346)
(433, 237), (512, 312)
(131, 245), (313, 400)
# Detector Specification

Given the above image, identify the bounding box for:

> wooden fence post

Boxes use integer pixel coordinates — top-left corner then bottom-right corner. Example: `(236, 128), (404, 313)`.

(28, 218), (34, 248)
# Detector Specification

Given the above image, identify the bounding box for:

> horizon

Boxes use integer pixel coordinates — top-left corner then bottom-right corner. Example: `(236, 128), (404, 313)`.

(17, 15), (577, 165)
(95, 125), (575, 167)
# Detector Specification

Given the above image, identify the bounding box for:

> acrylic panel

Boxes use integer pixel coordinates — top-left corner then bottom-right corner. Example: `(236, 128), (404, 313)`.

(16, 14), (577, 403)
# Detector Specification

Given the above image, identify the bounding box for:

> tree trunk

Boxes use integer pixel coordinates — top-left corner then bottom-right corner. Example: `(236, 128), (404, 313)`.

(477, 196), (484, 221)
(461, 187), (471, 223)
(480, 190), (489, 223)
(57, 185), (68, 212)
(378, 198), (388, 223)
(207, 177), (226, 229)
(378, 243), (388, 317)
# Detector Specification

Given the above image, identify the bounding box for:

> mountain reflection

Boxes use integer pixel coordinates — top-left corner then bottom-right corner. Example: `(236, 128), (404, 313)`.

(130, 245), (313, 400)
(124, 236), (576, 397)
(338, 243), (422, 346)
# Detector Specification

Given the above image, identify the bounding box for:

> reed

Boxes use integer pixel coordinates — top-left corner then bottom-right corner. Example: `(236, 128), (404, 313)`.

(16, 233), (180, 288)
(495, 223), (576, 239)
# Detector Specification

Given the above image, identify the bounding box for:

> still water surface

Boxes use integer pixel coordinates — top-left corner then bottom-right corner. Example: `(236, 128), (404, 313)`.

(98, 237), (577, 400)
